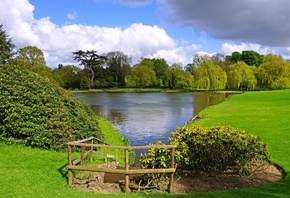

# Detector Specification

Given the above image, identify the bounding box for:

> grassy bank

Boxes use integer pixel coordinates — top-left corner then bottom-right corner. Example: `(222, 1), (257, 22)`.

(1, 90), (290, 197)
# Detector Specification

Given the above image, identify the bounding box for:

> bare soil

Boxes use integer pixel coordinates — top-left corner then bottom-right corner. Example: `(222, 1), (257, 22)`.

(71, 162), (283, 194)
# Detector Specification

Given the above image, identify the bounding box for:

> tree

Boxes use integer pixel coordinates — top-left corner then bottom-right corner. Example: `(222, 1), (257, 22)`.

(125, 65), (156, 88)
(152, 58), (169, 78)
(226, 51), (242, 63)
(241, 50), (264, 66)
(257, 54), (290, 89)
(227, 61), (257, 90)
(15, 46), (46, 67)
(164, 63), (193, 89)
(226, 50), (264, 66)
(193, 60), (227, 90)
(105, 51), (131, 87)
(0, 24), (15, 64)
(184, 63), (194, 74)
(52, 65), (82, 89)
(72, 50), (106, 85)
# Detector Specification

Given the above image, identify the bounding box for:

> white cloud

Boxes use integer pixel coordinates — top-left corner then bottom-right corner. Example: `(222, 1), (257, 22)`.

(67, 12), (77, 20)
(0, 0), (200, 68)
(221, 42), (274, 56)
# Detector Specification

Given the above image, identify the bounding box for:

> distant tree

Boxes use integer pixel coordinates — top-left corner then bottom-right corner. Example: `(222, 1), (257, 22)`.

(138, 58), (169, 87)
(193, 54), (210, 66)
(72, 50), (106, 85)
(164, 63), (193, 89)
(211, 53), (225, 64)
(125, 65), (156, 88)
(52, 65), (82, 89)
(241, 50), (264, 66)
(193, 60), (227, 90)
(257, 54), (290, 89)
(226, 51), (242, 63)
(226, 51), (264, 66)
(184, 63), (194, 74)
(152, 58), (169, 78)
(0, 24), (15, 64)
(80, 76), (91, 90)
(227, 61), (257, 90)
(105, 51), (131, 87)
(14, 46), (52, 79)
(15, 46), (46, 67)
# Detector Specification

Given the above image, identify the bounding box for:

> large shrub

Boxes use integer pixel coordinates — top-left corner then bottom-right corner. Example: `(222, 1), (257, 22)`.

(0, 64), (104, 150)
(170, 125), (269, 173)
(141, 125), (269, 174)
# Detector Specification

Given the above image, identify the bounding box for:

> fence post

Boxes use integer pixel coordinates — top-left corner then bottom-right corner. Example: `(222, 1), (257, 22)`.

(125, 148), (130, 193)
(81, 146), (85, 166)
(67, 144), (73, 186)
(90, 139), (93, 164)
(169, 147), (175, 193)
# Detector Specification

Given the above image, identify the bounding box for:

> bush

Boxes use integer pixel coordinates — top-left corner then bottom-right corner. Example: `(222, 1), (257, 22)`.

(140, 141), (172, 169)
(0, 64), (104, 150)
(170, 125), (270, 173)
(80, 76), (90, 90)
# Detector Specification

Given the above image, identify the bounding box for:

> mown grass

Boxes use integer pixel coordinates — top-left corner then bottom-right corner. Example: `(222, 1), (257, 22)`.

(1, 90), (290, 197)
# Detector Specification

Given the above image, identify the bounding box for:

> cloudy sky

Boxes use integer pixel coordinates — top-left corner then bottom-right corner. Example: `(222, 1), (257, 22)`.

(1, 0), (290, 68)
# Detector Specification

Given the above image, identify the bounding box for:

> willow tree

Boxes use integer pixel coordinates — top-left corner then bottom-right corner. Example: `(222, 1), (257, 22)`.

(164, 63), (193, 89)
(227, 61), (257, 90)
(193, 60), (227, 90)
(257, 54), (290, 89)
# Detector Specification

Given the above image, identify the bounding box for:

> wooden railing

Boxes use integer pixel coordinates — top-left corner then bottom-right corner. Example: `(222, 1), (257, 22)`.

(66, 137), (176, 193)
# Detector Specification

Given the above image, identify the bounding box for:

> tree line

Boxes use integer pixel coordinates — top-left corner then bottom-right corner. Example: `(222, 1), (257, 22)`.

(1, 24), (290, 90)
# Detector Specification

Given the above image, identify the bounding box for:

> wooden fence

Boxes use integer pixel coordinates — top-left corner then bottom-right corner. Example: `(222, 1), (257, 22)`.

(66, 137), (177, 193)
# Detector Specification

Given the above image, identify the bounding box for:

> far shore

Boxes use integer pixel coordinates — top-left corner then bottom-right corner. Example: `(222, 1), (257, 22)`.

(70, 88), (244, 94)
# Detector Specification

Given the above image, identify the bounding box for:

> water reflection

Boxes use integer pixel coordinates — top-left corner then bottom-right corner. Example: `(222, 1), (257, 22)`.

(73, 92), (231, 146)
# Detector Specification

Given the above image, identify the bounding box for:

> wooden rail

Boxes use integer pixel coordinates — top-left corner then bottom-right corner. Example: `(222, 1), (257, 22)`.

(66, 137), (176, 193)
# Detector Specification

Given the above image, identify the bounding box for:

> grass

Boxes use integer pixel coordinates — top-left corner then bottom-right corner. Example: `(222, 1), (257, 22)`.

(1, 90), (290, 197)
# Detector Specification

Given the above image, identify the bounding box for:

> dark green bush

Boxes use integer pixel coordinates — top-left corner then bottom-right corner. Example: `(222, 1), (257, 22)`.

(0, 64), (104, 150)
(170, 125), (270, 173)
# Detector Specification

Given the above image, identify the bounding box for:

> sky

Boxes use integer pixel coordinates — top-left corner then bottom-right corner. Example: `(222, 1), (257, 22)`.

(1, 0), (290, 68)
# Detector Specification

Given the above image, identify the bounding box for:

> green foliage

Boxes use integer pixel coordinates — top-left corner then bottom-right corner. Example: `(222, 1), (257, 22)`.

(0, 64), (104, 150)
(193, 60), (227, 90)
(0, 24), (15, 64)
(226, 50), (264, 66)
(105, 51), (131, 87)
(164, 63), (193, 89)
(53, 65), (82, 89)
(80, 76), (91, 90)
(140, 141), (171, 169)
(125, 64), (157, 88)
(257, 54), (290, 89)
(170, 125), (269, 173)
(227, 61), (257, 90)
(15, 45), (46, 67)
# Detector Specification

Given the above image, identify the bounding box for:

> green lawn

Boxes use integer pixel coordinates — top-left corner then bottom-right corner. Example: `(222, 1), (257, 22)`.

(1, 90), (290, 197)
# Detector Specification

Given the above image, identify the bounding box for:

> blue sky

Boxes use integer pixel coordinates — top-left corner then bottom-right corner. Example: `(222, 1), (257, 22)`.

(1, 0), (290, 68)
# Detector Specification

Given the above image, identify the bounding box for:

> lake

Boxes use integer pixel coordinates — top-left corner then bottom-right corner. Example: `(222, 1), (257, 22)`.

(73, 92), (231, 146)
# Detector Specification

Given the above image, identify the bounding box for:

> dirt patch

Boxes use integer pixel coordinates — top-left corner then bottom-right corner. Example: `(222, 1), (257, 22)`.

(71, 162), (283, 194)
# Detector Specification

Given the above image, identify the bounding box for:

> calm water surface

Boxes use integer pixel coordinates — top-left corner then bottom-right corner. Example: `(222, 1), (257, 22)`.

(73, 92), (231, 146)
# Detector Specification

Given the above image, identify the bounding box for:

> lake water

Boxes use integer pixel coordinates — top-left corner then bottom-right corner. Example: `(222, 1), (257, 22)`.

(73, 92), (231, 146)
